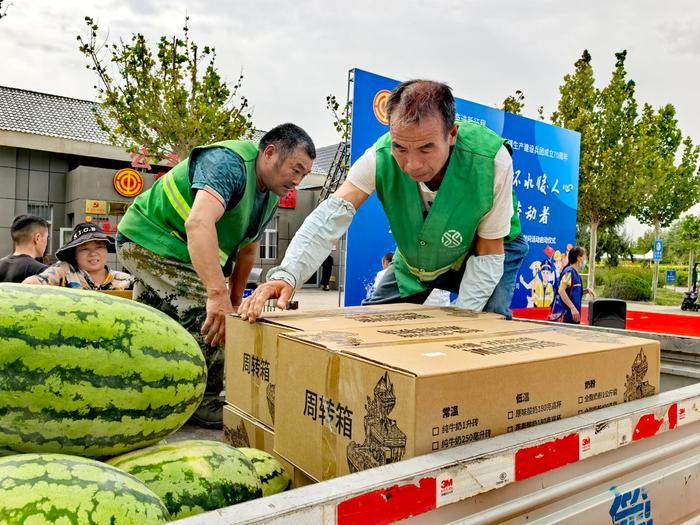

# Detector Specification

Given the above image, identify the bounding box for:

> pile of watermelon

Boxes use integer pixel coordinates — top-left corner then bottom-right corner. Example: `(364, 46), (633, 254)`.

(0, 284), (291, 524)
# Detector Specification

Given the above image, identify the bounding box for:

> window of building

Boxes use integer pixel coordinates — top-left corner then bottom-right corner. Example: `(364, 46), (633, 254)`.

(259, 216), (279, 260)
(27, 203), (54, 255)
(59, 228), (73, 249)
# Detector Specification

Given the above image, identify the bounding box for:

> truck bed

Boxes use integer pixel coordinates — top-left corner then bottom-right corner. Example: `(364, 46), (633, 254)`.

(173, 324), (700, 524)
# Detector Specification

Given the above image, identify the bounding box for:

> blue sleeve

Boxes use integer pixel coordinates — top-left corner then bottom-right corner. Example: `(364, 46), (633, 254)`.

(189, 147), (247, 208)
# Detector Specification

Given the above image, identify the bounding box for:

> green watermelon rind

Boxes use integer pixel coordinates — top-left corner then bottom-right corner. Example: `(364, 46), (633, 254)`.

(237, 447), (292, 497)
(0, 453), (170, 524)
(0, 284), (207, 457)
(107, 439), (263, 519)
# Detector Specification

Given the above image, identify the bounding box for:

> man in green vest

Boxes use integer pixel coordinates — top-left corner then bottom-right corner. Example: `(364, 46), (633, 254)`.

(117, 123), (316, 428)
(239, 80), (529, 323)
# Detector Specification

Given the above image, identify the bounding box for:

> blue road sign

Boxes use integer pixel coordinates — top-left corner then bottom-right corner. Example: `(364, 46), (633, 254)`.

(653, 239), (663, 262)
(666, 269), (676, 284)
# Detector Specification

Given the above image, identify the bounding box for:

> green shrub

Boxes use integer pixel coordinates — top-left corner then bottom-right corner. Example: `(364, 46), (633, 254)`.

(604, 273), (652, 301)
(596, 272), (606, 287)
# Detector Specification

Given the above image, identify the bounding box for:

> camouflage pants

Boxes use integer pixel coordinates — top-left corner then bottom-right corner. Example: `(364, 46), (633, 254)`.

(117, 241), (224, 395)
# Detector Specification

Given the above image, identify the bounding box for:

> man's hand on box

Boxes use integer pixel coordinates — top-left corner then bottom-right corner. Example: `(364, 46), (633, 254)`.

(202, 290), (234, 346)
(238, 280), (294, 323)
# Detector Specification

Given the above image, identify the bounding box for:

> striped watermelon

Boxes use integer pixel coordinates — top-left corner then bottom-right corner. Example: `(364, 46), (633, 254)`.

(107, 439), (263, 519)
(0, 453), (170, 524)
(0, 284), (207, 457)
(238, 447), (291, 496)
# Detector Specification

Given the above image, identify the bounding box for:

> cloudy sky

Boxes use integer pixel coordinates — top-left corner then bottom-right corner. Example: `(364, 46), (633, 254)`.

(1, 0), (699, 237)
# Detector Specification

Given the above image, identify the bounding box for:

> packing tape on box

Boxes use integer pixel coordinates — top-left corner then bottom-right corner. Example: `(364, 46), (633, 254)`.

(255, 426), (265, 449)
(250, 323), (264, 420)
(322, 352), (341, 480)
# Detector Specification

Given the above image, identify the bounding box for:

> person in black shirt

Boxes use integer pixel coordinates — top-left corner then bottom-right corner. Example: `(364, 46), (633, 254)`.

(0, 214), (49, 283)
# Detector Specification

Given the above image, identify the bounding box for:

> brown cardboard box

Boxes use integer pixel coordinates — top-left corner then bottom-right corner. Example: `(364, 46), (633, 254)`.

(223, 404), (316, 487)
(225, 304), (502, 428)
(273, 324), (661, 481)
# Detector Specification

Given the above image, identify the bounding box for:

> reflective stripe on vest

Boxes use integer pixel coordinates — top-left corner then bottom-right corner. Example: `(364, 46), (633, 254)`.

(402, 251), (468, 281)
(162, 173), (230, 266)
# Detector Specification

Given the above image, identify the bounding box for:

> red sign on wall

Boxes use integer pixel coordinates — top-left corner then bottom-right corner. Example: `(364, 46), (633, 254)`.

(279, 187), (297, 209)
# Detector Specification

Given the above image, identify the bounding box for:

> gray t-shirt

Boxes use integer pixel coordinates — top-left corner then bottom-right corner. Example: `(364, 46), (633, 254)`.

(189, 147), (273, 241)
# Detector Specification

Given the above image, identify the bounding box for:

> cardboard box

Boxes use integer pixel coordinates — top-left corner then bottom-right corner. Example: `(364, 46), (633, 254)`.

(223, 404), (316, 487)
(225, 304), (502, 428)
(273, 324), (661, 481)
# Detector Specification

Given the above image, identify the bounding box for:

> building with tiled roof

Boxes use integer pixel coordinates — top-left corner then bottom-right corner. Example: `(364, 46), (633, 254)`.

(0, 85), (341, 285)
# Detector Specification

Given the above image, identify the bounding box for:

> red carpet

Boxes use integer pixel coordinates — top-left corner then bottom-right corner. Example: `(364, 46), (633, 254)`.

(512, 307), (700, 337)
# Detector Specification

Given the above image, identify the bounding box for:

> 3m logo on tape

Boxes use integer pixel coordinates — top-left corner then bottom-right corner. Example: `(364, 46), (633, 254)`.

(373, 90), (391, 125)
(439, 477), (454, 497)
(581, 436), (591, 452)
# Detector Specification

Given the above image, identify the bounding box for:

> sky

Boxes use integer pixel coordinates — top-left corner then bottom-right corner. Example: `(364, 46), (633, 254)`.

(1, 0), (699, 239)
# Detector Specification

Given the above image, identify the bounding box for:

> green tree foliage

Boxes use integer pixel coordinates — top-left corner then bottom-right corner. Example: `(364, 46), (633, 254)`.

(632, 229), (657, 255)
(552, 50), (643, 288)
(678, 214), (700, 287)
(501, 90), (525, 115)
(634, 103), (700, 296)
(678, 214), (700, 250)
(578, 222), (633, 267)
(77, 16), (253, 164)
(635, 105), (699, 230)
(325, 94), (352, 144)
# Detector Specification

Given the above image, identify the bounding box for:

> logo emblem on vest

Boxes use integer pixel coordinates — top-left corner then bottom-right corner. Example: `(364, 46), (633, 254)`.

(441, 230), (463, 248)
(373, 90), (391, 125)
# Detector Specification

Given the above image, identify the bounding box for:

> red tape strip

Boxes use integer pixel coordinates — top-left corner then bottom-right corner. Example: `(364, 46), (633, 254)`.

(515, 433), (580, 481)
(337, 477), (437, 525)
(633, 413), (665, 441)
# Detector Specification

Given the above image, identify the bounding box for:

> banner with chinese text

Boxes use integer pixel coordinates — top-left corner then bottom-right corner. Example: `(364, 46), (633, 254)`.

(345, 68), (581, 308)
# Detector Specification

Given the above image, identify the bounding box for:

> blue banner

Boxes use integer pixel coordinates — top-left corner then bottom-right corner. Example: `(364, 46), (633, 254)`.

(345, 68), (581, 308)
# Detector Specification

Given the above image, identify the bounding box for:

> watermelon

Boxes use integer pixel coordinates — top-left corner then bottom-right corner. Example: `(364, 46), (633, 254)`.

(0, 284), (207, 457)
(0, 453), (170, 524)
(238, 447), (291, 496)
(107, 439), (262, 519)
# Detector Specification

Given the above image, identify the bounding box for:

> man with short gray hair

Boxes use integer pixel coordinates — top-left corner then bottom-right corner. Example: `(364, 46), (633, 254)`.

(240, 80), (528, 322)
(0, 214), (49, 283)
(117, 123), (316, 428)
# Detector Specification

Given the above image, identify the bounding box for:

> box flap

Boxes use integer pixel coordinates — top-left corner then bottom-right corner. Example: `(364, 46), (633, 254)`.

(229, 304), (502, 332)
(280, 325), (660, 377)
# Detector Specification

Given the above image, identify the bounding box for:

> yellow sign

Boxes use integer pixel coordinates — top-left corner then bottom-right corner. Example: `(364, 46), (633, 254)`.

(85, 200), (109, 214)
(114, 168), (144, 198)
(373, 89), (391, 125)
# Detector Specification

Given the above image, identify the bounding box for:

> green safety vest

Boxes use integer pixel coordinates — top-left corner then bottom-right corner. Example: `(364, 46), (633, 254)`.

(118, 140), (279, 267)
(375, 122), (521, 297)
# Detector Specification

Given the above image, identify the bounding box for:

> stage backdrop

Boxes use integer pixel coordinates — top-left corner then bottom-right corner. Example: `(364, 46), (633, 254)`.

(345, 68), (581, 308)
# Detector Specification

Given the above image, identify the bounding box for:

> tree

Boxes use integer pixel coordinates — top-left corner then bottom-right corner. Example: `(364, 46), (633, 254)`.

(0, 0), (10, 20)
(552, 50), (643, 288)
(632, 229), (656, 255)
(536, 105), (545, 121)
(77, 16), (253, 165)
(578, 222), (633, 267)
(634, 103), (700, 297)
(678, 214), (700, 287)
(501, 90), (525, 115)
(324, 93), (352, 174)
(325, 94), (352, 144)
